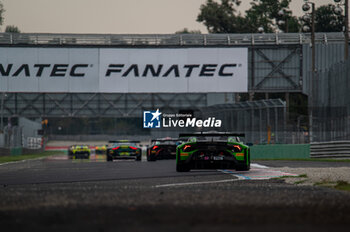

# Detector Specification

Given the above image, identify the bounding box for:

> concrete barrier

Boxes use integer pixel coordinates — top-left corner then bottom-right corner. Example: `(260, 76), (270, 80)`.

(10, 147), (22, 156)
(0, 148), (11, 156)
(251, 144), (310, 159)
(0, 133), (4, 147)
(0, 147), (22, 156)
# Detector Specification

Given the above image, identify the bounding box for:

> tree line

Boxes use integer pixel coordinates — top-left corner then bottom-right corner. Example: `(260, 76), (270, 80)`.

(178, 0), (345, 34)
(1, 0), (345, 34)
(0, 1), (20, 33)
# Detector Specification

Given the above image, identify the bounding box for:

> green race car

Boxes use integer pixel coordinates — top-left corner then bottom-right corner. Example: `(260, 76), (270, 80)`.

(176, 132), (250, 172)
(68, 145), (91, 159)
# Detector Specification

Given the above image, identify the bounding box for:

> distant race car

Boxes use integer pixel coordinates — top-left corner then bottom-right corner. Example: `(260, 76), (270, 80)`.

(147, 137), (183, 161)
(95, 145), (107, 155)
(176, 132), (250, 172)
(68, 145), (91, 159)
(106, 140), (142, 161)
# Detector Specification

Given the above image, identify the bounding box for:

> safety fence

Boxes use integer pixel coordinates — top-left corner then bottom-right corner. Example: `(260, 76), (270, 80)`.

(0, 126), (22, 148)
(0, 32), (347, 46)
(309, 57), (350, 142)
(1, 98), (307, 145)
(201, 99), (302, 144)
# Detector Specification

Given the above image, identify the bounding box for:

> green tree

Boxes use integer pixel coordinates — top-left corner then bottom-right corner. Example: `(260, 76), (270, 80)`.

(315, 4), (344, 32)
(301, 4), (344, 33)
(197, 0), (299, 33)
(284, 16), (301, 33)
(245, 0), (298, 33)
(175, 28), (201, 34)
(197, 0), (253, 33)
(0, 2), (4, 29)
(5, 25), (20, 33)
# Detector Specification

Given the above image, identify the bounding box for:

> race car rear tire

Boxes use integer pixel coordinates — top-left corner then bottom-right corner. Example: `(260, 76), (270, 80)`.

(176, 163), (190, 172)
(68, 151), (73, 159)
(149, 154), (156, 161)
(106, 154), (113, 162)
(236, 164), (250, 171)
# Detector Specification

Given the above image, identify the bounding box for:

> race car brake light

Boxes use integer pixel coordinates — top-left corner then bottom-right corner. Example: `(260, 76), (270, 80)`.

(130, 146), (138, 150)
(233, 145), (241, 151)
(152, 146), (159, 150)
(228, 145), (242, 152)
(112, 146), (120, 150)
(183, 144), (197, 152)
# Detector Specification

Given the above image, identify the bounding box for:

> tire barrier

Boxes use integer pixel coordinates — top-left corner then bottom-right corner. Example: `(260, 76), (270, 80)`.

(310, 141), (350, 158)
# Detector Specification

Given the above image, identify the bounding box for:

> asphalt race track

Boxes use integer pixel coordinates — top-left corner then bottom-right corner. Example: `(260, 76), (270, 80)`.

(1, 154), (350, 232)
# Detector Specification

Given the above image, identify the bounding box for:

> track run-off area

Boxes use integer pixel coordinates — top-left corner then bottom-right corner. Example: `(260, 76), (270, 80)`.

(0, 153), (298, 186)
(1, 153), (350, 231)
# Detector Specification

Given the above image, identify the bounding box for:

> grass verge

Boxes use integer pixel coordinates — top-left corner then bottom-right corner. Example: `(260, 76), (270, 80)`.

(334, 181), (350, 192)
(279, 174), (307, 179)
(315, 180), (350, 192)
(0, 151), (64, 164)
(294, 179), (308, 185)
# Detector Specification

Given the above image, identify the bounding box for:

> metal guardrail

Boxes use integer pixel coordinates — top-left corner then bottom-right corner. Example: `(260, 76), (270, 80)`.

(204, 99), (286, 111)
(310, 141), (350, 158)
(0, 32), (347, 46)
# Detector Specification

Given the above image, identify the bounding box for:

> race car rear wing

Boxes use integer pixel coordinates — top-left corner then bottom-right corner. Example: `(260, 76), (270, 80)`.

(179, 132), (245, 138)
(151, 138), (182, 142)
(108, 140), (141, 144)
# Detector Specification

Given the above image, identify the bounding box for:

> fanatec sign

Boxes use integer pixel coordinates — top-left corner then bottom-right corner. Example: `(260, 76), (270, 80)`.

(0, 47), (248, 93)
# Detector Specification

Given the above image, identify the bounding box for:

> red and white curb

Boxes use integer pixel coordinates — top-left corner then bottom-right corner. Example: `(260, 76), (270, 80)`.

(220, 163), (298, 180)
(155, 163), (298, 188)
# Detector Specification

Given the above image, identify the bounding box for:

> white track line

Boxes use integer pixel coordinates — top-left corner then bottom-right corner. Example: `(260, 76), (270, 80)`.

(0, 157), (46, 166)
(251, 163), (269, 169)
(0, 154), (67, 166)
(155, 178), (239, 188)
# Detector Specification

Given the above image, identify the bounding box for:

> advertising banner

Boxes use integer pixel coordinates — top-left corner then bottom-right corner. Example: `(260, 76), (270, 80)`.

(0, 47), (248, 93)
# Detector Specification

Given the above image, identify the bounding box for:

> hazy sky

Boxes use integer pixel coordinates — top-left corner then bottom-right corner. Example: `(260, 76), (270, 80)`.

(1, 0), (336, 34)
